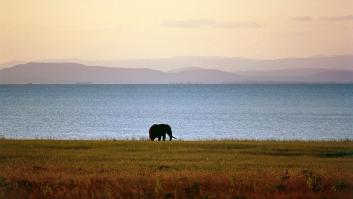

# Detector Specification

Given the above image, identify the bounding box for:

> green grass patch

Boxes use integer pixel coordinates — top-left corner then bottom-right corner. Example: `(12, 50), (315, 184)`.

(0, 140), (352, 198)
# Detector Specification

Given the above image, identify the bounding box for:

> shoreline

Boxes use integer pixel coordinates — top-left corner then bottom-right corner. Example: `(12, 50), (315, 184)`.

(1, 137), (353, 142)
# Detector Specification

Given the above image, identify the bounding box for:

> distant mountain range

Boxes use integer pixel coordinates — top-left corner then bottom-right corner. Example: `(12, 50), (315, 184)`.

(0, 55), (352, 84)
(36, 55), (353, 72)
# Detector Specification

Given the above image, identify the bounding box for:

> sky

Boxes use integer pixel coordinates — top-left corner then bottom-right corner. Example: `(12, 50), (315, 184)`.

(0, 0), (352, 63)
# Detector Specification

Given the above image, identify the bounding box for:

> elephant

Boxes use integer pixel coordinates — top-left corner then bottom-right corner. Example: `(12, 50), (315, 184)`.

(149, 124), (176, 141)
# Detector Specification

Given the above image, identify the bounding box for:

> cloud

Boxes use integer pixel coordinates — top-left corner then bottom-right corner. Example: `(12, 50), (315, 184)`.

(321, 15), (353, 21)
(292, 15), (353, 22)
(214, 21), (263, 28)
(162, 19), (262, 29)
(162, 19), (215, 28)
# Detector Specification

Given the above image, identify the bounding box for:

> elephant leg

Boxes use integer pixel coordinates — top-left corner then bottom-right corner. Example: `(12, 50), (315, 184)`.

(162, 134), (166, 141)
(158, 136), (161, 141)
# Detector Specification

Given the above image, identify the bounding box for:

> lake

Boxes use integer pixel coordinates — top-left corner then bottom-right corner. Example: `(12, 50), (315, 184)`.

(0, 84), (352, 140)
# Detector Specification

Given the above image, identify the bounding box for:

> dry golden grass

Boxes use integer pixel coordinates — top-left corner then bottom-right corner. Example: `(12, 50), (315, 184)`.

(0, 140), (352, 198)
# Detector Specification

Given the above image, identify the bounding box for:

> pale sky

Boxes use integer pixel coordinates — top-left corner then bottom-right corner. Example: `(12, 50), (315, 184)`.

(0, 0), (352, 63)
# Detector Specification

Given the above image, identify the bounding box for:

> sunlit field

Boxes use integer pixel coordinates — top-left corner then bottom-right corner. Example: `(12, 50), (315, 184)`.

(0, 140), (352, 198)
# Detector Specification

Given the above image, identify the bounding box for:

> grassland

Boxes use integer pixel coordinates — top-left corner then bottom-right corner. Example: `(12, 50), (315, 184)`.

(0, 140), (352, 198)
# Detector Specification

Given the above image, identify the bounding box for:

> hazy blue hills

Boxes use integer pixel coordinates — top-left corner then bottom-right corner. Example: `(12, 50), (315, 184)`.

(0, 62), (245, 84)
(40, 55), (353, 72)
(0, 63), (167, 84)
(0, 60), (352, 84)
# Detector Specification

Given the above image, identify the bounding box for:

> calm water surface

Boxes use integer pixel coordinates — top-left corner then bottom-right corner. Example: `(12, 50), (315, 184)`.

(0, 84), (352, 140)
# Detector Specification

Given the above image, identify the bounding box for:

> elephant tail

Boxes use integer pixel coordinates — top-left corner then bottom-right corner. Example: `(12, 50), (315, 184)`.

(172, 136), (177, 139)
